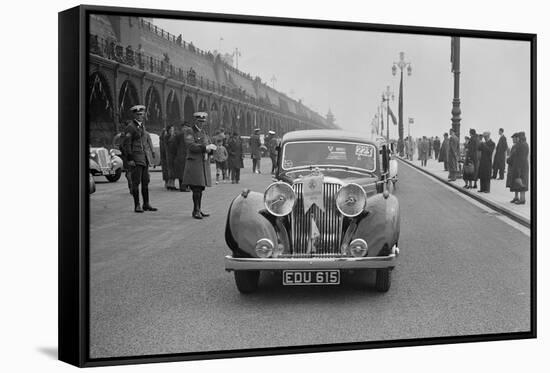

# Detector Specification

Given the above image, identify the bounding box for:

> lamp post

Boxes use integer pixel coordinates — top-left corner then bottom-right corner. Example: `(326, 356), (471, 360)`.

(450, 37), (461, 139)
(381, 85), (394, 143)
(392, 52), (412, 156)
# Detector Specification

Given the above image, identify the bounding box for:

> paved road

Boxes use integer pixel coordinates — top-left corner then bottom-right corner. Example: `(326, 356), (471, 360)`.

(89, 159), (531, 358)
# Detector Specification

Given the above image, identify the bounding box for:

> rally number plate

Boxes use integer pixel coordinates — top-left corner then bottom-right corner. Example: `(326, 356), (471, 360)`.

(283, 270), (340, 286)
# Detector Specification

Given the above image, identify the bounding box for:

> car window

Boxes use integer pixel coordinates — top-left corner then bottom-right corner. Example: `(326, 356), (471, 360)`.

(282, 141), (376, 172)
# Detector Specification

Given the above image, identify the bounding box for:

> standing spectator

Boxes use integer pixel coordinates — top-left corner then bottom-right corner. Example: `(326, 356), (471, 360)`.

(227, 131), (244, 184)
(250, 128), (262, 173)
(213, 138), (228, 184)
(448, 128), (459, 181)
(419, 136), (429, 167)
(433, 136), (441, 161)
(174, 121), (192, 192)
(507, 132), (529, 204)
(160, 125), (170, 190)
(417, 137), (422, 160)
(492, 127), (508, 180)
(478, 131), (495, 193)
(182, 112), (216, 219)
(267, 130), (279, 174)
(113, 121), (132, 193)
(428, 137), (433, 159)
(122, 105), (157, 213)
(464, 129), (480, 189)
(438, 133), (449, 171)
(165, 125), (178, 190)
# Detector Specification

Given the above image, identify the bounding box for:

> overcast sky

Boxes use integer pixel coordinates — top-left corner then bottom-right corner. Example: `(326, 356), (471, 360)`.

(155, 18), (530, 141)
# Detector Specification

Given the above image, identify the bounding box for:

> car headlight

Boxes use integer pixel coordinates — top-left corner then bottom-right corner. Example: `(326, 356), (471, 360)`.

(336, 183), (366, 217)
(264, 182), (296, 216)
(255, 238), (274, 258)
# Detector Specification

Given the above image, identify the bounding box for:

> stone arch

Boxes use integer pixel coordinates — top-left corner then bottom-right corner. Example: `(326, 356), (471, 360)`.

(166, 89), (180, 127)
(118, 80), (140, 124)
(145, 85), (163, 133)
(183, 95), (195, 124)
(89, 71), (115, 147)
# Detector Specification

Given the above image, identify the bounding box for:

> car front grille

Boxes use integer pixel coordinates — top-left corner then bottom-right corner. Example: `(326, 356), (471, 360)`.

(96, 149), (109, 169)
(289, 182), (343, 257)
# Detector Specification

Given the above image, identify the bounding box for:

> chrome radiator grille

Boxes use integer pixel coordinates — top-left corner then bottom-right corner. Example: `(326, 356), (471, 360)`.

(97, 149), (109, 169)
(289, 182), (343, 257)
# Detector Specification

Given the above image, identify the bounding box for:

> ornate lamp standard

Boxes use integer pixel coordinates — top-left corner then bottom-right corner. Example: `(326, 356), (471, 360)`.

(392, 52), (412, 156)
(381, 85), (394, 143)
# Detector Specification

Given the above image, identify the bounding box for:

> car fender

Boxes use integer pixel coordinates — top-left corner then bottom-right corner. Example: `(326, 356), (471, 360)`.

(89, 159), (101, 172)
(352, 193), (400, 256)
(225, 191), (278, 257)
(111, 155), (123, 170)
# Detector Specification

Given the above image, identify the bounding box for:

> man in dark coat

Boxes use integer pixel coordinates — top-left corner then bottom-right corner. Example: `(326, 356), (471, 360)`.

(478, 131), (496, 193)
(267, 130), (279, 174)
(507, 132), (529, 204)
(250, 128), (262, 173)
(174, 121), (192, 192)
(438, 133), (449, 171)
(122, 105), (157, 213)
(182, 112), (215, 219)
(448, 129), (459, 181)
(464, 128), (480, 189)
(433, 136), (441, 161)
(419, 136), (429, 167)
(227, 131), (244, 184)
(492, 127), (508, 180)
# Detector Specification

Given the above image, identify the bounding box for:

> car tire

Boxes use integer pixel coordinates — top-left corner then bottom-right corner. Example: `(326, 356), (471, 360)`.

(234, 270), (260, 294)
(375, 268), (391, 292)
(105, 168), (122, 182)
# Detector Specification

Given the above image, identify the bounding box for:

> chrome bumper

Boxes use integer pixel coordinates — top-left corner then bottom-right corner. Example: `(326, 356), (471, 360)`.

(225, 246), (399, 271)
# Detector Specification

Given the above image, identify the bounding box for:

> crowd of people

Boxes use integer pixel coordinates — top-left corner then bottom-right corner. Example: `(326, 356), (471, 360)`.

(404, 127), (529, 204)
(116, 104), (281, 217)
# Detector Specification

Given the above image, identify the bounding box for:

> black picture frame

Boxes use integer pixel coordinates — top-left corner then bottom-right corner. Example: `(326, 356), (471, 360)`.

(59, 4), (536, 367)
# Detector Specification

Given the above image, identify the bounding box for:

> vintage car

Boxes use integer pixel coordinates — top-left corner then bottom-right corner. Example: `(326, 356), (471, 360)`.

(89, 147), (123, 182)
(224, 130), (401, 293)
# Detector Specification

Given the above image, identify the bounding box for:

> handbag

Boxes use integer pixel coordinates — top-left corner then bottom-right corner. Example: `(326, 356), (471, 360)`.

(513, 177), (525, 189)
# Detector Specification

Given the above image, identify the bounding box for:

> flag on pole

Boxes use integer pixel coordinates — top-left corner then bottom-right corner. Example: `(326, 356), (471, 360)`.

(388, 106), (397, 125)
(307, 216), (320, 254)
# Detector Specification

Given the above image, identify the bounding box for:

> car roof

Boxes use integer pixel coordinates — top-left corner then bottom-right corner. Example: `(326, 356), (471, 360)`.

(282, 130), (377, 146)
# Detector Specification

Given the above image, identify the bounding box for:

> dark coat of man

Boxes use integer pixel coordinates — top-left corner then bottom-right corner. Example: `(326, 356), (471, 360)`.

(448, 132), (459, 176)
(507, 138), (529, 192)
(165, 131), (178, 180)
(227, 135), (244, 170)
(250, 132), (262, 160)
(465, 135), (480, 181)
(492, 134), (508, 178)
(478, 137), (495, 191)
(419, 139), (429, 161)
(160, 128), (169, 181)
(182, 125), (213, 188)
(433, 137), (441, 159)
(174, 123), (192, 181)
(438, 137), (449, 163)
(122, 120), (154, 167)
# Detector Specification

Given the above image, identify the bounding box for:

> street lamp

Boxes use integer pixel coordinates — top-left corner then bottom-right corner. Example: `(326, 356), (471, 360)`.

(392, 52), (412, 156)
(381, 85), (394, 143)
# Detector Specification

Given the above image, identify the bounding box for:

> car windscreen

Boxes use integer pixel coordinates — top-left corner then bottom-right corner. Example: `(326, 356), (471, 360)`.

(281, 141), (376, 172)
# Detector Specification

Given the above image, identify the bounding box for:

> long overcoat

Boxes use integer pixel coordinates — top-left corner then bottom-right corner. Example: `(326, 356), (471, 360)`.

(492, 135), (508, 172)
(419, 140), (429, 162)
(227, 136), (244, 169)
(507, 141), (529, 192)
(160, 129), (169, 181)
(174, 125), (191, 180)
(438, 138), (449, 163)
(465, 135), (480, 181)
(448, 134), (459, 173)
(478, 139), (495, 181)
(250, 134), (262, 160)
(182, 126), (213, 187)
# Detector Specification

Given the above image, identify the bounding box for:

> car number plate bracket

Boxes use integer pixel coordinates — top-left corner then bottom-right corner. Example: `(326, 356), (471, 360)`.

(282, 270), (340, 285)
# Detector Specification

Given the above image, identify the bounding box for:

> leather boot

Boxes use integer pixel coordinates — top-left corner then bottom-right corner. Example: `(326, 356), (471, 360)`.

(192, 191), (202, 219)
(133, 191), (143, 213)
(142, 187), (157, 211)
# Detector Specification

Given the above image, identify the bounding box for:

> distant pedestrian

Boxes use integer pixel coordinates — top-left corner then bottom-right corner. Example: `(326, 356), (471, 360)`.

(448, 129), (459, 181)
(213, 138), (228, 184)
(227, 131), (244, 184)
(122, 105), (157, 213)
(507, 132), (529, 204)
(478, 131), (495, 193)
(492, 128), (508, 180)
(419, 136), (429, 167)
(438, 133), (449, 171)
(267, 130), (279, 174)
(182, 112), (216, 219)
(433, 136), (441, 160)
(250, 128), (262, 173)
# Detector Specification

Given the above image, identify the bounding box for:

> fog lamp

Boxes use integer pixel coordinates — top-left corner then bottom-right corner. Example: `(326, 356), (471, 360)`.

(349, 238), (368, 257)
(255, 238), (274, 258)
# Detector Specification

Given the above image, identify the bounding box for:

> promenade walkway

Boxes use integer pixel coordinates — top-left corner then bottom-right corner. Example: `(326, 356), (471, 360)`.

(398, 156), (531, 227)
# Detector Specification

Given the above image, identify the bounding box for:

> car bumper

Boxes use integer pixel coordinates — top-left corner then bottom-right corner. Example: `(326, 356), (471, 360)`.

(225, 245), (399, 271)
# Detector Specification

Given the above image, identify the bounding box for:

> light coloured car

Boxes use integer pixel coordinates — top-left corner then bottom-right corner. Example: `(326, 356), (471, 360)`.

(89, 147), (123, 182)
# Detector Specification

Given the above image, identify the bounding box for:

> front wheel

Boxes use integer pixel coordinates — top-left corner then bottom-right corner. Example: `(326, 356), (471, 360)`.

(106, 168), (122, 182)
(375, 268), (391, 292)
(234, 270), (260, 293)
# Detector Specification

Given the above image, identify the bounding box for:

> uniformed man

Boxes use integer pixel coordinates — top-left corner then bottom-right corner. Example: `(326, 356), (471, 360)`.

(267, 130), (279, 174)
(250, 128), (262, 173)
(122, 105), (158, 213)
(182, 112), (216, 219)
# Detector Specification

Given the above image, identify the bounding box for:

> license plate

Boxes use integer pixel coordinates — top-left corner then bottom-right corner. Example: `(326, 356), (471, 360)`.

(102, 170), (112, 175)
(283, 270), (340, 286)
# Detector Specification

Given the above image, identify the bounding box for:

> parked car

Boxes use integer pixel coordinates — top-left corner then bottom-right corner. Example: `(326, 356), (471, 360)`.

(224, 130), (401, 293)
(89, 173), (96, 194)
(89, 147), (123, 182)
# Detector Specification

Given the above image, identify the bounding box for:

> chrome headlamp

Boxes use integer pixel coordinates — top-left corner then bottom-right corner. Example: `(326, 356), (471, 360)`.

(336, 183), (366, 217)
(263, 182), (296, 216)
